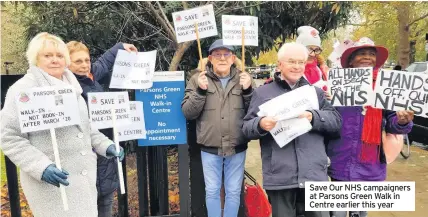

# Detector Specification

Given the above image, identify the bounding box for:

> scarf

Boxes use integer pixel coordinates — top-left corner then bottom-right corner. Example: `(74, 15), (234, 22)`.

(360, 68), (383, 163)
(304, 59), (321, 85)
(304, 59), (328, 91)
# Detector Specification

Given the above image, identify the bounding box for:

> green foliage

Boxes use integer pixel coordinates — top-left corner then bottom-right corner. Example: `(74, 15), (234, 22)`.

(3, 1), (352, 73)
(1, 2), (31, 74)
(352, 1), (428, 63)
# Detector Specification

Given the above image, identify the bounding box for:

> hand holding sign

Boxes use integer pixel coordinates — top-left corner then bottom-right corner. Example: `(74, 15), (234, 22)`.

(298, 111), (313, 122)
(198, 71), (208, 90)
(260, 116), (277, 131)
(239, 72), (252, 90)
(324, 91), (332, 101)
(396, 110), (415, 125)
(123, 43), (138, 53)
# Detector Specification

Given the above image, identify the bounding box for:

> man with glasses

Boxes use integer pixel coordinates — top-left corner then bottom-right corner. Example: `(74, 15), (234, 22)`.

(242, 42), (342, 217)
(181, 39), (253, 217)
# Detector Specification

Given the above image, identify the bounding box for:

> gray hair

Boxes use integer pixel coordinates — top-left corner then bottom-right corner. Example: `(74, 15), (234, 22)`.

(277, 42), (309, 61)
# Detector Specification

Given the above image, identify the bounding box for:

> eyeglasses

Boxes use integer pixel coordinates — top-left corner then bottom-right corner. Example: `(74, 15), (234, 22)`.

(282, 59), (306, 67)
(73, 59), (90, 65)
(210, 53), (233, 60)
(307, 47), (322, 55)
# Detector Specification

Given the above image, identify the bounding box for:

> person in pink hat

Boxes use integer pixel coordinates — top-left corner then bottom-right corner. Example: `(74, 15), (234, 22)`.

(327, 37), (414, 217)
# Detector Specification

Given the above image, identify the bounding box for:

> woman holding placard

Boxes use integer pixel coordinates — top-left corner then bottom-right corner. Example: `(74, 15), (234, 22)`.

(66, 41), (136, 217)
(327, 37), (414, 217)
(0, 32), (124, 217)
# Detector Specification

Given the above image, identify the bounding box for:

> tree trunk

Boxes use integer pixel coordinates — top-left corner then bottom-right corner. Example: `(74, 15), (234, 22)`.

(396, 4), (411, 68)
(169, 41), (193, 71)
(409, 40), (416, 64)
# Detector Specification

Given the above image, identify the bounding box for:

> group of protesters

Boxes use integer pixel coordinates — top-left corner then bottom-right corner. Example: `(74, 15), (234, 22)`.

(0, 24), (414, 217)
(182, 25), (414, 217)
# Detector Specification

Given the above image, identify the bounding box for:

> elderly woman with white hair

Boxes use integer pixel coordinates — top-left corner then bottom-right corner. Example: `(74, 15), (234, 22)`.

(0, 32), (124, 217)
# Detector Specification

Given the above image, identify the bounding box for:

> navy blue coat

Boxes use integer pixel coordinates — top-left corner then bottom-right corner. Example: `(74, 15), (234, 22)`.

(73, 43), (124, 196)
(242, 72), (342, 190)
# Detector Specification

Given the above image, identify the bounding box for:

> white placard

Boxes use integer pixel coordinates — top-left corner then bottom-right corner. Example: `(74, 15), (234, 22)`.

(305, 181), (415, 211)
(257, 85), (319, 120)
(117, 101), (146, 141)
(109, 50), (157, 89)
(16, 86), (81, 133)
(222, 15), (258, 46)
(172, 4), (218, 43)
(373, 69), (428, 118)
(328, 67), (374, 107)
(87, 92), (131, 129)
(270, 118), (312, 148)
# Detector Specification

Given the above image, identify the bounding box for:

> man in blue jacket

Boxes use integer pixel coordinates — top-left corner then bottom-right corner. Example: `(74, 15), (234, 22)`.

(67, 41), (137, 217)
(242, 42), (342, 217)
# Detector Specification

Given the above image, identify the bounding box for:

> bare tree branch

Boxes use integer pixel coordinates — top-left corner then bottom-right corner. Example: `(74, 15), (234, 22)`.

(215, 2), (268, 15)
(407, 12), (428, 28)
(182, 1), (189, 9)
(155, 1), (175, 35)
(144, 1), (177, 43)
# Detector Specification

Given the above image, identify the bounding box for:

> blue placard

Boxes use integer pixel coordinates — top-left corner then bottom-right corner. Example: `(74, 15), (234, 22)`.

(135, 71), (187, 146)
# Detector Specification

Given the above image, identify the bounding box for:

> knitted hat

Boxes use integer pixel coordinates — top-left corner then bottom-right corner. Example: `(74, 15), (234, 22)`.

(296, 26), (321, 48)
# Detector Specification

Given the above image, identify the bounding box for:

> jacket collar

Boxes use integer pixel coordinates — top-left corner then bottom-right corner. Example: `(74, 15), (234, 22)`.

(273, 71), (310, 90)
(27, 66), (83, 96)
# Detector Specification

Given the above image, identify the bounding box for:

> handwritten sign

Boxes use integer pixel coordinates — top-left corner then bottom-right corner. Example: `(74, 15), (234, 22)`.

(257, 85), (319, 120)
(328, 67), (373, 106)
(117, 101), (146, 141)
(16, 86), (81, 133)
(172, 4), (217, 43)
(270, 118), (312, 148)
(373, 69), (428, 118)
(87, 92), (131, 129)
(109, 50), (157, 89)
(222, 15), (258, 46)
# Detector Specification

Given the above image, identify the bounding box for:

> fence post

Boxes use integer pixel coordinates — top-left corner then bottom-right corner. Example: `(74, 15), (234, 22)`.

(117, 142), (129, 217)
(147, 146), (169, 215)
(178, 143), (190, 217)
(5, 156), (21, 217)
(137, 146), (149, 216)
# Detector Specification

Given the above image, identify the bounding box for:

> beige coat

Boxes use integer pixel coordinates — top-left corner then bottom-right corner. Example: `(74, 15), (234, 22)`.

(1, 66), (112, 217)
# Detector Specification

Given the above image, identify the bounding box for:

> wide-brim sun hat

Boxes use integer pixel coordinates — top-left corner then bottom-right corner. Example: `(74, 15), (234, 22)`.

(340, 37), (388, 69)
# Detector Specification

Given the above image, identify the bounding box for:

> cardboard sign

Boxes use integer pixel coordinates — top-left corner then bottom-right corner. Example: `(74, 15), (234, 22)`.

(87, 92), (131, 129)
(117, 101), (147, 141)
(270, 118), (312, 148)
(373, 69), (428, 118)
(136, 71), (187, 146)
(257, 85), (319, 121)
(222, 15), (258, 46)
(16, 86), (81, 133)
(109, 50), (157, 89)
(328, 67), (374, 106)
(172, 4), (217, 43)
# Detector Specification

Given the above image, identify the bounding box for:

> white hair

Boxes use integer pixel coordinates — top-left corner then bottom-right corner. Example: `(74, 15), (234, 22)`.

(277, 42), (308, 61)
(26, 32), (70, 67)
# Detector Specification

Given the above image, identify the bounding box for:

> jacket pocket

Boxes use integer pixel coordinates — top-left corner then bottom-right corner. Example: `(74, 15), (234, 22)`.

(204, 88), (217, 110)
(231, 88), (244, 109)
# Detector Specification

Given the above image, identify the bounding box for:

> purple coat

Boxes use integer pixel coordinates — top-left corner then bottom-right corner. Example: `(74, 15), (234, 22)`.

(327, 106), (413, 181)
